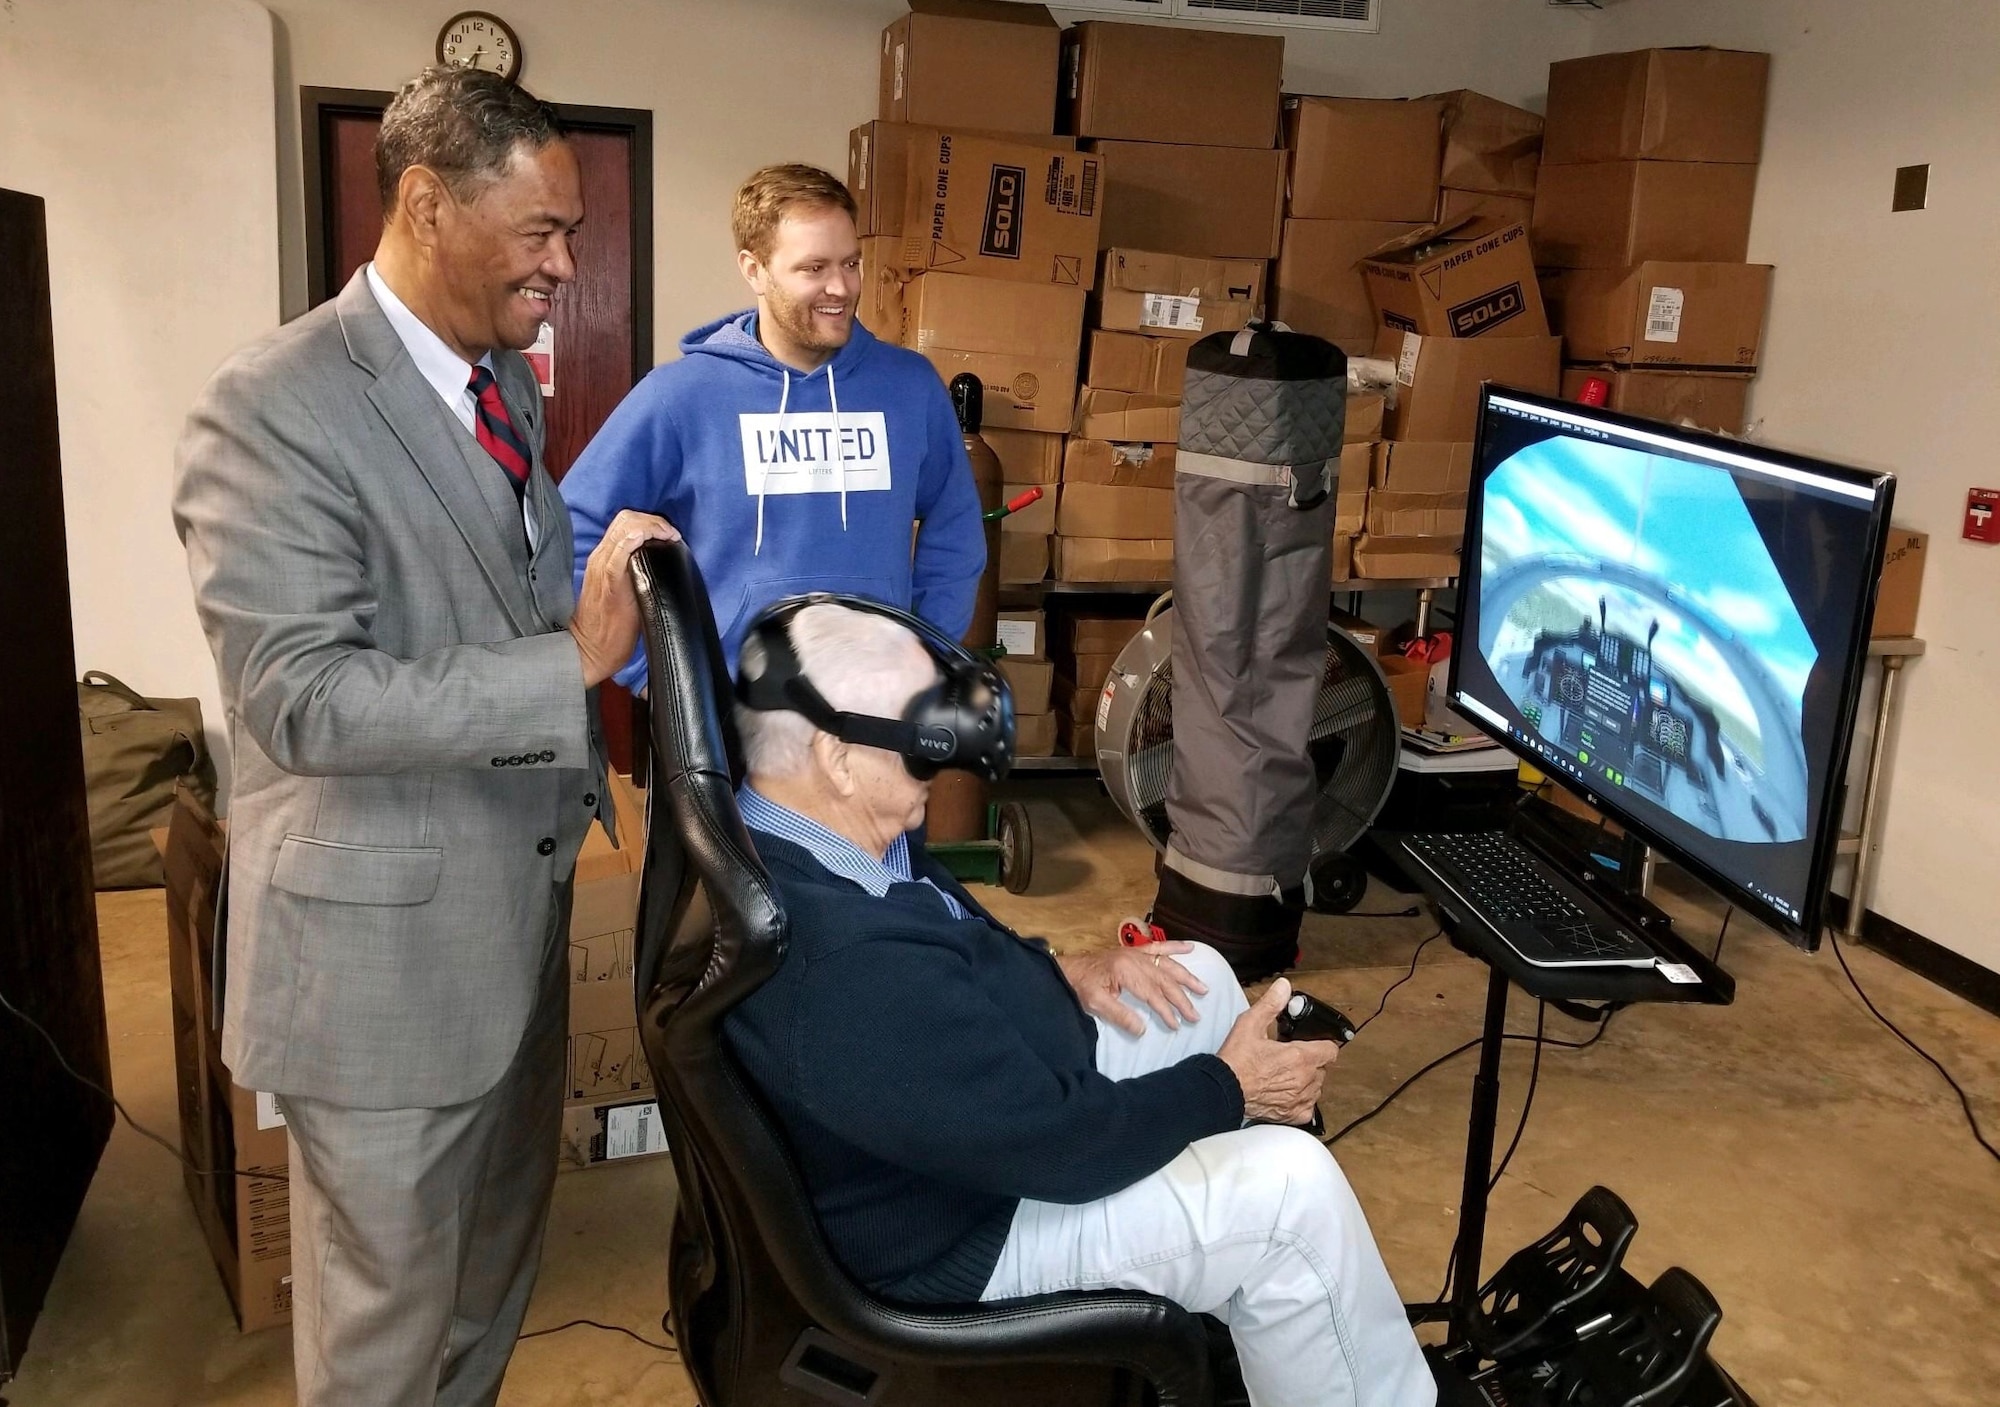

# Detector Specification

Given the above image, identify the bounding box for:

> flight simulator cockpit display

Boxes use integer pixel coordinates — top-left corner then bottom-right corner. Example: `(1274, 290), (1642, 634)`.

(1452, 392), (1892, 944)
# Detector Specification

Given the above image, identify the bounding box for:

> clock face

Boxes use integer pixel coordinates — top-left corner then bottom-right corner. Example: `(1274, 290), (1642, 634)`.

(437, 11), (521, 81)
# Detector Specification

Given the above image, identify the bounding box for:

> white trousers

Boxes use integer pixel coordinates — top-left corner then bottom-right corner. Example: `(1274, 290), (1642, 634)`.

(981, 943), (1436, 1407)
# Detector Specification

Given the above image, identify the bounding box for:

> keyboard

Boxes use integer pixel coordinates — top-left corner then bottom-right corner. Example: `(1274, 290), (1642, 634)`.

(1398, 831), (1657, 969)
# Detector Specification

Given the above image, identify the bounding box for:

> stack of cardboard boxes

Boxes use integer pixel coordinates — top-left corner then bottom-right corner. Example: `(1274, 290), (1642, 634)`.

(1053, 22), (1287, 590)
(1050, 612), (1146, 760)
(1533, 47), (1774, 434)
(996, 606), (1057, 756)
(852, 0), (1089, 590)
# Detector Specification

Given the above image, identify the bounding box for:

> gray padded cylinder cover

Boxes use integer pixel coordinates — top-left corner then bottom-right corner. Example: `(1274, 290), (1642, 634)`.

(1176, 323), (1348, 506)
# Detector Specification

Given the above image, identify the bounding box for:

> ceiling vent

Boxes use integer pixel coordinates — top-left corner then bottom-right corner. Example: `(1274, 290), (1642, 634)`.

(1062, 0), (1378, 33)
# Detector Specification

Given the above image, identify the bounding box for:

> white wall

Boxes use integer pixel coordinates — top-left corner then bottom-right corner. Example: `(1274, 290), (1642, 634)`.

(1573, 0), (2000, 969)
(0, 0), (280, 793)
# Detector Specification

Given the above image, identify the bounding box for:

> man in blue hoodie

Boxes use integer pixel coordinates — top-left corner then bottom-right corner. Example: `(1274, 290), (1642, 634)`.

(560, 164), (985, 687)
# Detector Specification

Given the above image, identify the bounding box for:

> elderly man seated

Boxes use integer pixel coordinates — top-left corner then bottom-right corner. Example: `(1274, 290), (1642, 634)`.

(724, 600), (1435, 1407)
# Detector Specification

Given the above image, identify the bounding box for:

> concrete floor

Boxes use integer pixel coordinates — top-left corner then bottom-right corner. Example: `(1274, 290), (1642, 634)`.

(7, 779), (1998, 1406)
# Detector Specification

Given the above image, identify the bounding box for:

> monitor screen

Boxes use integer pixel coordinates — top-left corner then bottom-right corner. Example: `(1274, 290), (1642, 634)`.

(1451, 389), (1895, 949)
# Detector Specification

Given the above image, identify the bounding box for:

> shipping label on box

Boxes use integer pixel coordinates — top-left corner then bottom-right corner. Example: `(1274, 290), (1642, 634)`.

(1087, 330), (1191, 397)
(895, 133), (1102, 287)
(560, 1097), (672, 1171)
(1542, 262), (1771, 367)
(1073, 388), (1180, 442)
(1362, 220), (1548, 340)
(1063, 436), (1177, 489)
(1096, 249), (1267, 339)
(997, 608), (1046, 659)
(1056, 482), (1176, 539)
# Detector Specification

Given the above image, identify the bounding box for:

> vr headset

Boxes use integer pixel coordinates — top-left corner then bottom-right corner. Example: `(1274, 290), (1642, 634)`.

(735, 594), (1016, 782)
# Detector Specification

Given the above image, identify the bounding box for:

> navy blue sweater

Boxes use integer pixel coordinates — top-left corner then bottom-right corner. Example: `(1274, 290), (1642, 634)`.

(724, 832), (1245, 1303)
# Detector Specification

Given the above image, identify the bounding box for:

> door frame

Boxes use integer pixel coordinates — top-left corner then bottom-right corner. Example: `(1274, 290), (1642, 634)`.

(299, 87), (654, 384)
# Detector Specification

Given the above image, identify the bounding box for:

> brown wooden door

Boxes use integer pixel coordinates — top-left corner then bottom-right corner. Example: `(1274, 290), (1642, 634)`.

(303, 90), (654, 776)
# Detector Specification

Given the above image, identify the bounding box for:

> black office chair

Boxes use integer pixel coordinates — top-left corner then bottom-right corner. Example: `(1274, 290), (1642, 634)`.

(627, 541), (1227, 1407)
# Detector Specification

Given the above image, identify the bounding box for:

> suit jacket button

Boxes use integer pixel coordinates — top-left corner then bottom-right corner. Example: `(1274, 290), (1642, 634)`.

(583, 792), (598, 808)
(540, 749), (556, 762)
(536, 837), (556, 856)
(508, 754), (523, 766)
(491, 757), (504, 767)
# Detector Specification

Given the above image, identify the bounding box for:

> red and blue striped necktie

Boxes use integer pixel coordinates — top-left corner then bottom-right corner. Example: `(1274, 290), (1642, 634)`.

(468, 365), (531, 497)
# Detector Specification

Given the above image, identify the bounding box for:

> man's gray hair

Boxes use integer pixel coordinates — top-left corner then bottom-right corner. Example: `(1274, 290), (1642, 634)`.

(375, 66), (563, 212)
(736, 604), (939, 780)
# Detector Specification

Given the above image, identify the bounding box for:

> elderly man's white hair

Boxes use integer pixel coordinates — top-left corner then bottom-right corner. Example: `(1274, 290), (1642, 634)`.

(736, 603), (940, 779)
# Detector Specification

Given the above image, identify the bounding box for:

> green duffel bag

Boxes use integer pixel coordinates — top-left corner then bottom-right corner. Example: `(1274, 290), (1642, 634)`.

(78, 671), (218, 889)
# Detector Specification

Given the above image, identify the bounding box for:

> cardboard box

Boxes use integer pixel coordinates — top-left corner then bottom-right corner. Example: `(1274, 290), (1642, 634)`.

(1377, 652), (1434, 729)
(1096, 249), (1266, 339)
(1367, 490), (1468, 539)
(999, 655), (1056, 714)
(1532, 161), (1759, 270)
(568, 977), (653, 1104)
(980, 426), (1064, 484)
(997, 607), (1046, 659)
(892, 132), (1102, 288)
(1054, 536), (1174, 583)
(1273, 219), (1425, 354)
(999, 482), (1057, 534)
(1073, 388), (1181, 442)
(880, 0), (1061, 135)
(1015, 710), (1058, 758)
(1334, 486), (1369, 538)
(1429, 90), (1543, 197)
(1436, 188), (1535, 231)
(1056, 614), (1147, 656)
(849, 121), (1075, 237)
(1329, 605), (1385, 653)
(559, 1098), (672, 1171)
(1543, 48), (1771, 166)
(1559, 366), (1753, 435)
(858, 235), (909, 340)
(1090, 141), (1287, 261)
(1345, 393), (1384, 445)
(1354, 535), (1461, 583)
(1064, 436), (1178, 489)
(1374, 440), (1474, 493)
(1283, 96), (1444, 222)
(1380, 330), (1562, 441)
(1333, 532), (1355, 582)
(1087, 330), (1191, 397)
(1000, 530), (1050, 584)
(1055, 653), (1123, 707)
(1058, 707), (1097, 758)
(1541, 262), (1772, 368)
(1062, 21), (1284, 149)
(1057, 483), (1175, 540)
(1336, 440), (1376, 495)
(902, 275), (1085, 432)
(1360, 220), (1548, 340)
(1871, 527), (1928, 638)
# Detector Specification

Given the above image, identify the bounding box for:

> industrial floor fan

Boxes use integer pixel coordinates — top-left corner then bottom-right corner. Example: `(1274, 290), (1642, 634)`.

(1096, 597), (1401, 913)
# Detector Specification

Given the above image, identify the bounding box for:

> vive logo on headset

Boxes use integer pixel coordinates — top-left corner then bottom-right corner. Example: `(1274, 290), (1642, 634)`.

(981, 165), (1027, 260)
(914, 726), (957, 758)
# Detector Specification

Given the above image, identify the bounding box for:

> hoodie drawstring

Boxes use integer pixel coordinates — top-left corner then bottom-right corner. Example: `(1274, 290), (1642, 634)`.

(757, 367), (792, 556)
(825, 362), (848, 531)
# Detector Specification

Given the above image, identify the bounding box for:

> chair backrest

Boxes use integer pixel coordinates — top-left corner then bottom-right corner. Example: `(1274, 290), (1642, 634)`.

(629, 542), (1214, 1407)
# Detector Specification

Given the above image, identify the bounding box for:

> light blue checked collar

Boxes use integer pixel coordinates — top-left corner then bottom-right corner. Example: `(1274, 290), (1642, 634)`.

(739, 786), (966, 920)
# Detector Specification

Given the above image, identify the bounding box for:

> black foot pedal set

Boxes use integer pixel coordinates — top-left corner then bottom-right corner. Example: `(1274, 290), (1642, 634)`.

(1429, 1187), (1759, 1407)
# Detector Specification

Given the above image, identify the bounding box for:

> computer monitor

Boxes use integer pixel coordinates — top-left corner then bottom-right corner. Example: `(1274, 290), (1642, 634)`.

(1451, 388), (1896, 950)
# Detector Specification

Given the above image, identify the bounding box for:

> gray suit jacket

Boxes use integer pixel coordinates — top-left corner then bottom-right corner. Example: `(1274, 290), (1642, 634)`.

(174, 270), (609, 1109)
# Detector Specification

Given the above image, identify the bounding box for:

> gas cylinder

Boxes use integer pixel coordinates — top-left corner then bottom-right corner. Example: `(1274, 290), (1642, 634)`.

(925, 374), (1004, 843)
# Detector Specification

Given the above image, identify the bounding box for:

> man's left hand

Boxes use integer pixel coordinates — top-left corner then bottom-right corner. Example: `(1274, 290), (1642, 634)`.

(1058, 942), (1208, 1037)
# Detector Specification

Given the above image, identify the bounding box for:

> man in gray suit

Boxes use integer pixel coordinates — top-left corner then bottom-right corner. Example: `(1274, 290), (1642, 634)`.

(173, 68), (673, 1405)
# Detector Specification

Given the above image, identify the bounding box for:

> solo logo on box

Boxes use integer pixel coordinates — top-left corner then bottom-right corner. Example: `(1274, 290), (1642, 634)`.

(982, 165), (1027, 260)
(1447, 282), (1527, 337)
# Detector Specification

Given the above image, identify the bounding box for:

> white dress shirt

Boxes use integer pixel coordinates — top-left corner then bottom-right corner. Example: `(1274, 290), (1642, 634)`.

(365, 262), (539, 551)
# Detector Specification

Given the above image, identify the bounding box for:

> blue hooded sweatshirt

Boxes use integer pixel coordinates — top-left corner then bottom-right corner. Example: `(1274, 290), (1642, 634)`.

(560, 311), (985, 687)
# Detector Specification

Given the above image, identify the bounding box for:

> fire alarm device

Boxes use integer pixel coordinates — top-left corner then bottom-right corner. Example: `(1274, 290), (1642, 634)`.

(1966, 488), (2000, 543)
(437, 12), (521, 82)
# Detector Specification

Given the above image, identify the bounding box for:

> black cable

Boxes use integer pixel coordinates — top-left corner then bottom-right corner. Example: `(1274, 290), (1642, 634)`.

(1326, 1035), (1483, 1146)
(517, 1317), (678, 1354)
(1828, 931), (2000, 1166)
(1487, 1003), (1545, 1193)
(1712, 907), (1734, 965)
(1350, 930), (1442, 1037)
(0, 983), (286, 1185)
(1337, 904), (1425, 919)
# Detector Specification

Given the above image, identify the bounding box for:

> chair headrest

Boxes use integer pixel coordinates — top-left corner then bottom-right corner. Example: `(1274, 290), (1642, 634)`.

(631, 541), (743, 789)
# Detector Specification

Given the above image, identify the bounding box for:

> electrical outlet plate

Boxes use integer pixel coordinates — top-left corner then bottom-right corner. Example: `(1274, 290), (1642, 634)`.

(1893, 164), (1930, 212)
